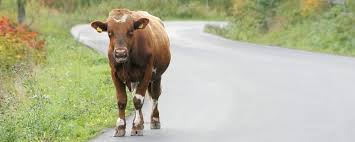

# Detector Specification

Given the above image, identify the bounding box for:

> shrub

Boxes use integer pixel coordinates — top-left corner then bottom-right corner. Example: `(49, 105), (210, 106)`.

(0, 16), (45, 69)
(301, 0), (329, 16)
(230, 0), (280, 33)
(0, 16), (45, 111)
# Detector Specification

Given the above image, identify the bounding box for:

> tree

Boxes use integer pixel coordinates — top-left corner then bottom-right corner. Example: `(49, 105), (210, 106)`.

(17, 0), (26, 24)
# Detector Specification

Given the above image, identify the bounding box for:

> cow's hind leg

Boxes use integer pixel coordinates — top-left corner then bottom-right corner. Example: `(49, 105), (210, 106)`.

(148, 78), (162, 129)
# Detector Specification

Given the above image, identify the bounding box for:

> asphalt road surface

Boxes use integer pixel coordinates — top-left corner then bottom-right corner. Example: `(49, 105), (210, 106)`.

(71, 21), (355, 142)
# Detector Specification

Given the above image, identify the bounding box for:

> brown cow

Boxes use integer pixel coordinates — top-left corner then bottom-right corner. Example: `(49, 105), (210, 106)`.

(90, 9), (171, 137)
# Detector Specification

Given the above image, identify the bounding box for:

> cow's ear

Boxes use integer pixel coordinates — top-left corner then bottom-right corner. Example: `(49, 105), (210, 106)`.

(91, 21), (107, 33)
(133, 18), (149, 30)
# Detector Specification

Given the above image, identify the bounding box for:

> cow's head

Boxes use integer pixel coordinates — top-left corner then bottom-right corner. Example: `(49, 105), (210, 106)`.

(90, 10), (149, 63)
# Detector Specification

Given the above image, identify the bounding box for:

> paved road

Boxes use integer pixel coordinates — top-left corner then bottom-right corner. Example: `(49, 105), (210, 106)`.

(71, 21), (355, 142)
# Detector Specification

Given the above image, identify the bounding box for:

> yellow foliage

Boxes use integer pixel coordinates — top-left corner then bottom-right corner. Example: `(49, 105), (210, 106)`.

(231, 0), (246, 15)
(16, 54), (22, 59)
(301, 0), (327, 16)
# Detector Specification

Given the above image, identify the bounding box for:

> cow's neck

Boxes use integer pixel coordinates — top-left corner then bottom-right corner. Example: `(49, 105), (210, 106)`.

(115, 59), (145, 88)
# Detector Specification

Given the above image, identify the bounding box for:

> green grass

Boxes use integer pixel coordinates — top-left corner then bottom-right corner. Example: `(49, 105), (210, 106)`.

(0, 33), (127, 141)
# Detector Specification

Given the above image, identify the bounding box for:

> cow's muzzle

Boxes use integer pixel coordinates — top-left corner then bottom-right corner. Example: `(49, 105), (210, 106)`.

(113, 48), (128, 63)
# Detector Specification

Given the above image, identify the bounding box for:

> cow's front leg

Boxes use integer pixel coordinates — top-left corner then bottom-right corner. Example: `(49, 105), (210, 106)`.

(131, 63), (153, 136)
(111, 70), (127, 137)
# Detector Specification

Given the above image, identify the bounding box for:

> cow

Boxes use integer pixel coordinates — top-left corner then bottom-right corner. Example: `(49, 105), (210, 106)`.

(90, 9), (171, 137)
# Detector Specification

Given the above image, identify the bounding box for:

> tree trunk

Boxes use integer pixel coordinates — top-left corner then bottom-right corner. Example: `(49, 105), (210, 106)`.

(17, 0), (26, 24)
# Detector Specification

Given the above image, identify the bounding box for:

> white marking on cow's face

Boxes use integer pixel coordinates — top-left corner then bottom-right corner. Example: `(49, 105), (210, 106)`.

(134, 110), (141, 126)
(134, 94), (144, 105)
(152, 99), (158, 111)
(152, 117), (159, 122)
(113, 14), (128, 23)
(116, 118), (125, 126)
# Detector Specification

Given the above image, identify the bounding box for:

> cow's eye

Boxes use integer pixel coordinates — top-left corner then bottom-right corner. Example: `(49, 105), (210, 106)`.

(127, 29), (134, 37)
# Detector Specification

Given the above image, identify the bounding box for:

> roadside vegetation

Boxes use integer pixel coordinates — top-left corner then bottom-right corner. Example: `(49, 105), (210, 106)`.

(38, 0), (229, 20)
(0, 1), (120, 141)
(0, 0), (227, 141)
(206, 0), (355, 56)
